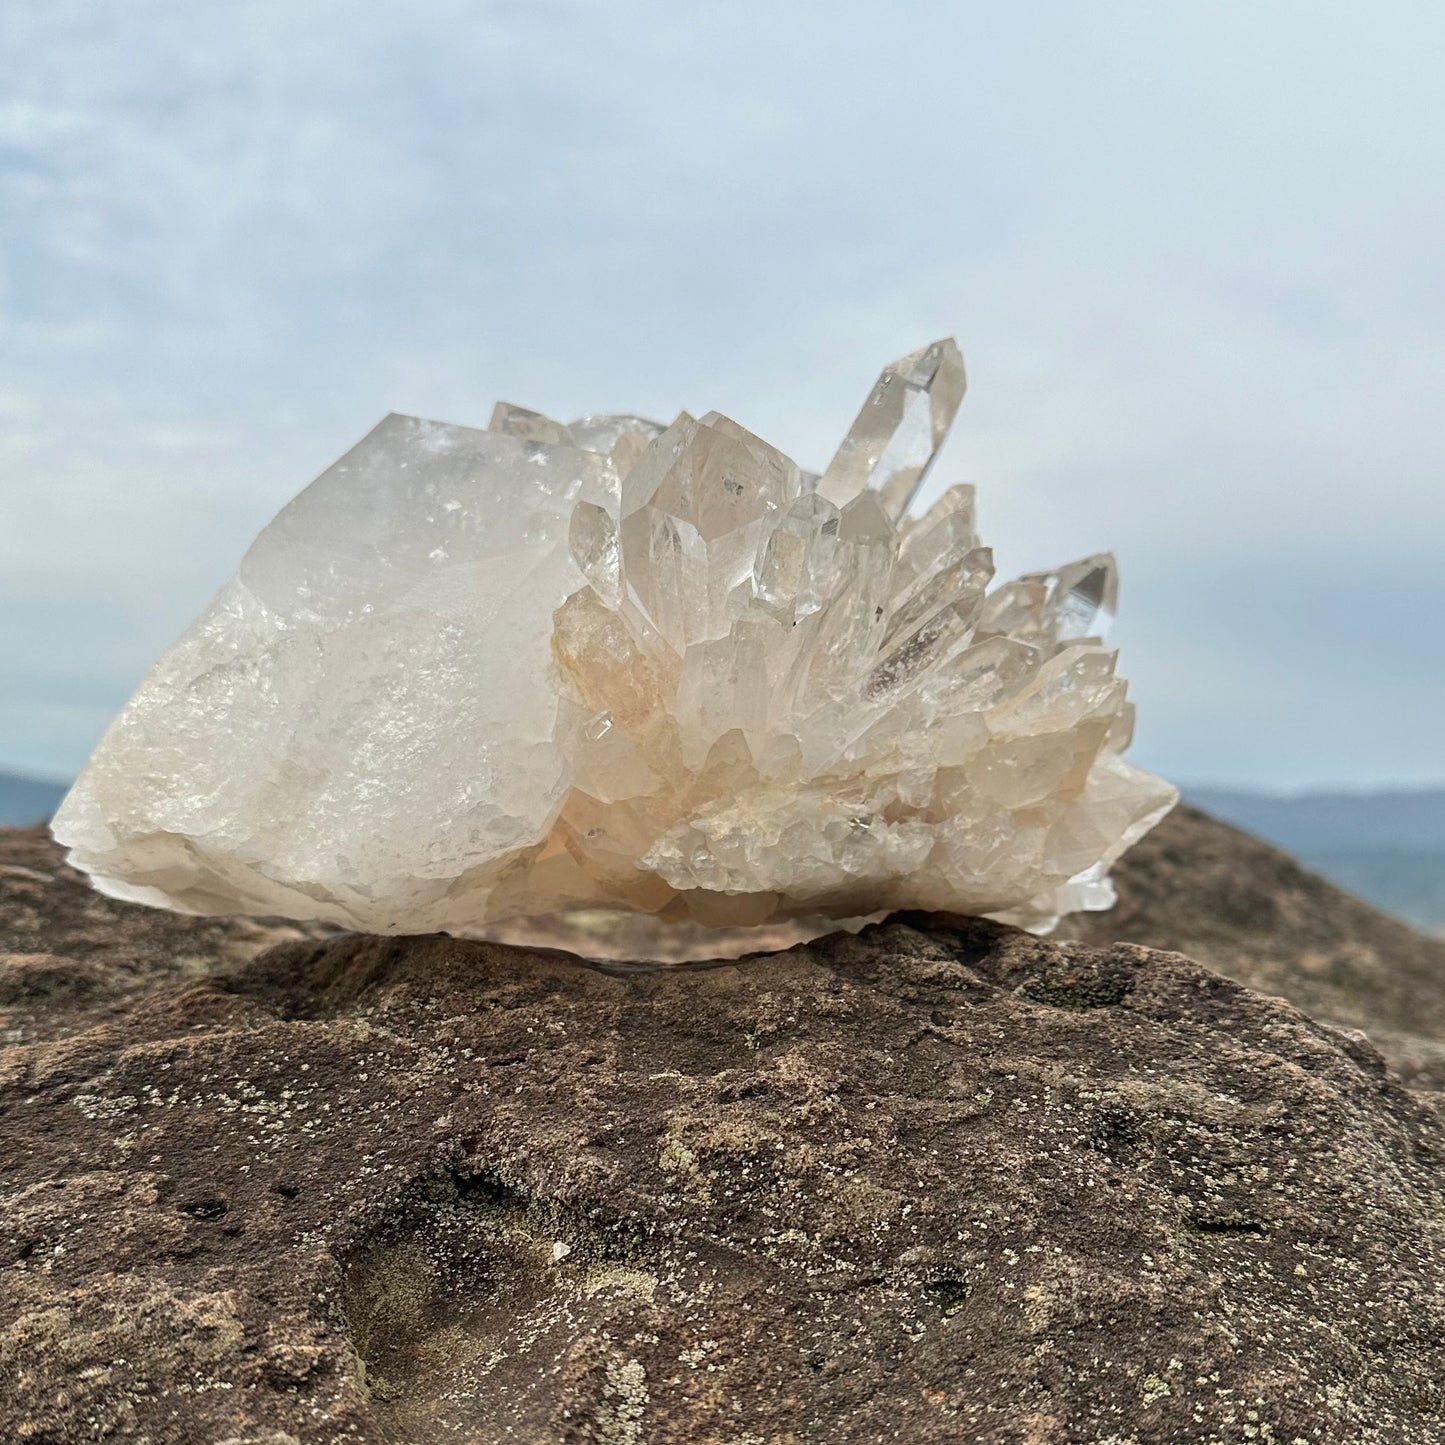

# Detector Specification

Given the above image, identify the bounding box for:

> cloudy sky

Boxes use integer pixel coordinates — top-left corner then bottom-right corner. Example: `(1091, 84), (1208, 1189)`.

(3, 0), (1442, 790)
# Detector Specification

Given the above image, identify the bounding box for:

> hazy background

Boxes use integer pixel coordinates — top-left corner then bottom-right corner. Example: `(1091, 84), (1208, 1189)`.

(3, 0), (1443, 796)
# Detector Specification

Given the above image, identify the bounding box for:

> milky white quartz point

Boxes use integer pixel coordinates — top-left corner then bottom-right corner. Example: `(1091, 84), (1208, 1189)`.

(54, 342), (1177, 958)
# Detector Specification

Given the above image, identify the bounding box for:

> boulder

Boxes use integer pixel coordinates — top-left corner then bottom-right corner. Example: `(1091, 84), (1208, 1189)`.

(1066, 803), (1445, 1087)
(4, 824), (1445, 1442)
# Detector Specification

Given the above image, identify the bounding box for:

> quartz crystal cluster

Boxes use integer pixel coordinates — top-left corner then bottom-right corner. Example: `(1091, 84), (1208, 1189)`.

(54, 340), (1176, 958)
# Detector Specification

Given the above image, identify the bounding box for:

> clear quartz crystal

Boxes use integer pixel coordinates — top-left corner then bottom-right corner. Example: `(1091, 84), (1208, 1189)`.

(569, 502), (621, 609)
(488, 401), (575, 447)
(817, 338), (967, 519)
(53, 341), (1177, 960)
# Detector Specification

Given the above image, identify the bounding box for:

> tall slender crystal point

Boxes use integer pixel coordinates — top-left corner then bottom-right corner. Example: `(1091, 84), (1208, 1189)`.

(817, 338), (967, 519)
(53, 339), (1176, 960)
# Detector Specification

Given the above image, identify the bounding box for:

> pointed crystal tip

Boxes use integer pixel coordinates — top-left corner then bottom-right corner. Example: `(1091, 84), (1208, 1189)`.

(817, 337), (967, 520)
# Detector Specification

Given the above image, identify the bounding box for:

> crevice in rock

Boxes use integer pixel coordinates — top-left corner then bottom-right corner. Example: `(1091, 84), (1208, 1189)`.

(339, 1169), (660, 1443)
(1182, 1213), (1267, 1238)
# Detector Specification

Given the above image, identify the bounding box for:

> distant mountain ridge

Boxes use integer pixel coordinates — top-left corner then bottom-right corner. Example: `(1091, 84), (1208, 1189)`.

(1186, 786), (1445, 933)
(1187, 786), (1445, 851)
(0, 771), (68, 827)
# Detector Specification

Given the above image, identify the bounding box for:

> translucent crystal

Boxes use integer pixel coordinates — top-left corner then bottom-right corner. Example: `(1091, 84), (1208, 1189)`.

(569, 413), (667, 474)
(569, 501), (621, 608)
(488, 401), (575, 447)
(1037, 553), (1119, 641)
(817, 338), (967, 519)
(752, 493), (842, 624)
(53, 342), (1176, 960)
(983, 555), (1120, 649)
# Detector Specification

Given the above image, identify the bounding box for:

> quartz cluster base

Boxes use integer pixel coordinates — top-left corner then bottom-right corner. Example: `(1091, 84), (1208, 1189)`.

(54, 340), (1176, 957)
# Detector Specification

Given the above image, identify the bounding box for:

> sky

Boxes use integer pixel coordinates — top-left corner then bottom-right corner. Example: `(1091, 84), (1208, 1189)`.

(2, 0), (1443, 790)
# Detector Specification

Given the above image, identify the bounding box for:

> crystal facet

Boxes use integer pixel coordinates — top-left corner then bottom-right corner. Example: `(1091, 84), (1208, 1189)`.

(817, 337), (967, 519)
(53, 341), (1177, 958)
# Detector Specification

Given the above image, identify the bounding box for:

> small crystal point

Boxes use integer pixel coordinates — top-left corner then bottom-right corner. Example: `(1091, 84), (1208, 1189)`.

(866, 566), (992, 704)
(897, 483), (978, 576)
(569, 413), (666, 452)
(817, 337), (967, 520)
(488, 401), (575, 447)
(886, 532), (994, 649)
(1010, 553), (1120, 645)
(568, 413), (666, 475)
(752, 492), (842, 624)
(976, 577), (1049, 643)
(569, 501), (621, 608)
(1042, 553), (1119, 641)
(619, 414), (798, 653)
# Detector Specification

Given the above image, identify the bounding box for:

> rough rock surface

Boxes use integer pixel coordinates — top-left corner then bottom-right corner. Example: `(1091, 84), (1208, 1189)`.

(6, 826), (1445, 1442)
(1066, 803), (1445, 1087)
(0, 826), (319, 1043)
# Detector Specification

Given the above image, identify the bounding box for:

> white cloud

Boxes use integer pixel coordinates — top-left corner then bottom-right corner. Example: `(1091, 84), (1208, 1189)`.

(2, 0), (1443, 786)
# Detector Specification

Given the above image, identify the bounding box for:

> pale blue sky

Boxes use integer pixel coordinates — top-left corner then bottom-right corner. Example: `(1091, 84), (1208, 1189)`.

(2, 0), (1442, 788)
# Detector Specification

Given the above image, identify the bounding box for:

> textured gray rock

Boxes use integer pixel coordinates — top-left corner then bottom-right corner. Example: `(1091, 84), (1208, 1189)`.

(4, 823), (1445, 1442)
(1065, 802), (1445, 1087)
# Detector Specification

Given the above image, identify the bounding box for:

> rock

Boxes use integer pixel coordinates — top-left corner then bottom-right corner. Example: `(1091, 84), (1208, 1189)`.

(1065, 803), (1445, 1087)
(4, 832), (1445, 1442)
(0, 827), (321, 1053)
